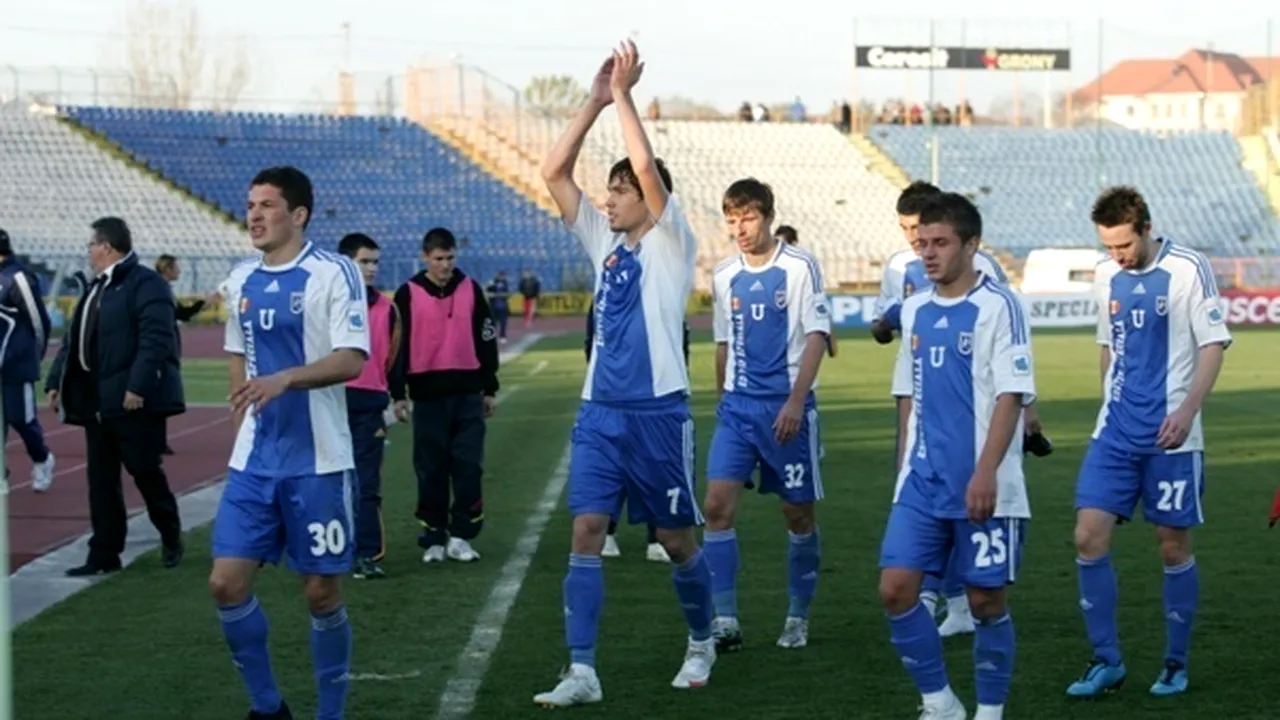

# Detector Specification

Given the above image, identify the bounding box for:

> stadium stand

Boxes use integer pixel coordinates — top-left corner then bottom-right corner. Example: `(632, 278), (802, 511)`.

(567, 115), (905, 287)
(867, 125), (1280, 257)
(0, 101), (248, 294)
(61, 106), (590, 292)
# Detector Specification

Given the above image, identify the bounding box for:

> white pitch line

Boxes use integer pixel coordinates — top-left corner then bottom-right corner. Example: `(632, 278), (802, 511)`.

(528, 360), (548, 377)
(434, 445), (571, 720)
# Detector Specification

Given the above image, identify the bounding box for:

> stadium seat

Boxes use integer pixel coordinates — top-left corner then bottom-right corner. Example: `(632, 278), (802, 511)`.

(61, 106), (590, 292)
(867, 125), (1280, 257)
(0, 101), (249, 294)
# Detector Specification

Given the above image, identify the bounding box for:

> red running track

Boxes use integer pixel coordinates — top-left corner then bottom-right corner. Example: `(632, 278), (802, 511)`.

(5, 405), (236, 571)
(4, 317), (586, 573)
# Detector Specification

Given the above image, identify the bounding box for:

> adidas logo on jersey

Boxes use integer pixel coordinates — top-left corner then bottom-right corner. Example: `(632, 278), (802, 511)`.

(265, 280), (280, 293)
(749, 280), (764, 292)
(1133, 282), (1146, 294)
(933, 316), (949, 329)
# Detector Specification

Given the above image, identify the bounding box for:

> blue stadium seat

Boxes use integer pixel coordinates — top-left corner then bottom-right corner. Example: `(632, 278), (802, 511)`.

(61, 106), (590, 291)
(866, 126), (1280, 257)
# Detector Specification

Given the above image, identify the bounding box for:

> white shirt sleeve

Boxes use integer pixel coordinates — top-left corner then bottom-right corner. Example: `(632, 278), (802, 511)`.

(653, 194), (698, 269)
(975, 250), (1010, 284)
(223, 276), (245, 355)
(324, 260), (371, 357)
(873, 259), (905, 321)
(712, 270), (730, 344)
(890, 303), (914, 397)
(1184, 260), (1233, 350)
(799, 256), (832, 336)
(987, 295), (1037, 406)
(567, 194), (615, 269)
(1094, 263), (1112, 347)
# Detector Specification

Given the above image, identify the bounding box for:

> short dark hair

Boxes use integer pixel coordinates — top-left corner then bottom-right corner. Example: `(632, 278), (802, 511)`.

(1091, 185), (1151, 234)
(775, 225), (798, 245)
(608, 157), (674, 198)
(422, 227), (457, 253)
(250, 166), (314, 229)
(90, 217), (133, 254)
(0, 228), (11, 257)
(155, 254), (177, 274)
(722, 178), (775, 217)
(917, 192), (982, 244)
(338, 233), (379, 258)
(896, 180), (942, 216)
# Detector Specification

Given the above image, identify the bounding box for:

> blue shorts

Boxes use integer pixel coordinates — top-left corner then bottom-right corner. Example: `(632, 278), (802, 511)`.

(879, 502), (1026, 590)
(706, 392), (822, 505)
(1075, 438), (1205, 528)
(212, 469), (356, 575)
(568, 399), (701, 529)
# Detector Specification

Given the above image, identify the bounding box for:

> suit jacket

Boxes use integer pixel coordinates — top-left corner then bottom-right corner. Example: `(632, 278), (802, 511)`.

(46, 254), (186, 426)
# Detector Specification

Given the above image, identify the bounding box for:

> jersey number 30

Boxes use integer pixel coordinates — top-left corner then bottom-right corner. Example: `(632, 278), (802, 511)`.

(307, 519), (347, 557)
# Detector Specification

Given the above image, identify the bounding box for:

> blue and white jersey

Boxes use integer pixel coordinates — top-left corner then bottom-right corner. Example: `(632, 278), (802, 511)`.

(569, 194), (698, 404)
(891, 276), (1036, 519)
(1091, 239), (1231, 454)
(873, 247), (1009, 322)
(222, 243), (370, 477)
(712, 242), (831, 398)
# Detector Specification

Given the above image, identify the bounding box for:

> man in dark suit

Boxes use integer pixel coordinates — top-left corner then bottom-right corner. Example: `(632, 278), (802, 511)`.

(46, 217), (187, 577)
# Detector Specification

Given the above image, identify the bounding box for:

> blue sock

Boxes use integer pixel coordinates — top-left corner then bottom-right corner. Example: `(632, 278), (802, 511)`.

(218, 596), (283, 715)
(1077, 554), (1122, 665)
(703, 529), (739, 618)
(1163, 557), (1199, 666)
(973, 611), (1016, 706)
(942, 546), (966, 599)
(786, 529), (820, 619)
(310, 605), (352, 720)
(672, 550), (714, 642)
(888, 602), (949, 694)
(564, 553), (604, 667)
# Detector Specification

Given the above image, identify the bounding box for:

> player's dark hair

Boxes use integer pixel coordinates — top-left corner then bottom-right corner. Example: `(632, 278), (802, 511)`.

(338, 233), (379, 258)
(722, 178), (775, 218)
(0, 228), (11, 257)
(917, 192), (982, 244)
(250, 166), (314, 229)
(608, 157), (674, 198)
(775, 225), (798, 245)
(1091, 185), (1151, 234)
(422, 227), (457, 253)
(155, 254), (177, 274)
(896, 180), (942, 216)
(90, 216), (133, 254)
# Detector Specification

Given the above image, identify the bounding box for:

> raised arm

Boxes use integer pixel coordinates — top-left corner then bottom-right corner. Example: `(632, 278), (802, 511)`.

(540, 58), (615, 225)
(610, 41), (668, 220)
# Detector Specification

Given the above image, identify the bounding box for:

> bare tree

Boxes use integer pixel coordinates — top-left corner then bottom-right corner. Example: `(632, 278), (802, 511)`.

(523, 75), (587, 117)
(110, 0), (252, 110)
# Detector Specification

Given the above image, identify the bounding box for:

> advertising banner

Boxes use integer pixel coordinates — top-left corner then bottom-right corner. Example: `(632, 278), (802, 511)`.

(854, 45), (1071, 71)
(1219, 289), (1280, 325)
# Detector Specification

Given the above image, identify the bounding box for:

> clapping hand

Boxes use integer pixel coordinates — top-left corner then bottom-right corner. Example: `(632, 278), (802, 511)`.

(609, 39), (644, 96)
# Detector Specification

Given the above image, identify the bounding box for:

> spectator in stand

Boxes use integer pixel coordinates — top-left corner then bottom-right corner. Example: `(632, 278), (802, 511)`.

(519, 269), (541, 329)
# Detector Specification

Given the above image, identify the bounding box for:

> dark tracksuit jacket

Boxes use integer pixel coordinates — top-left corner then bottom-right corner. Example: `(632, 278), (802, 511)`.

(391, 268), (499, 546)
(0, 257), (52, 463)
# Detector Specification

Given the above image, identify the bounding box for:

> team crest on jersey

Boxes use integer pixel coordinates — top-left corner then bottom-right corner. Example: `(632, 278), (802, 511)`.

(1155, 296), (1168, 316)
(910, 333), (919, 350)
(481, 317), (497, 342)
(348, 312), (364, 331)
(774, 289), (787, 309)
(290, 291), (305, 314)
(814, 302), (829, 318)
(1110, 299), (1120, 316)
(239, 297), (250, 314)
(957, 331), (973, 356)
(1012, 354), (1031, 376)
(731, 297), (741, 312)
(1207, 305), (1224, 325)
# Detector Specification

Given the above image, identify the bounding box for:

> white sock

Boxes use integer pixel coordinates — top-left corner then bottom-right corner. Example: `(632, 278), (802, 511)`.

(946, 594), (971, 616)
